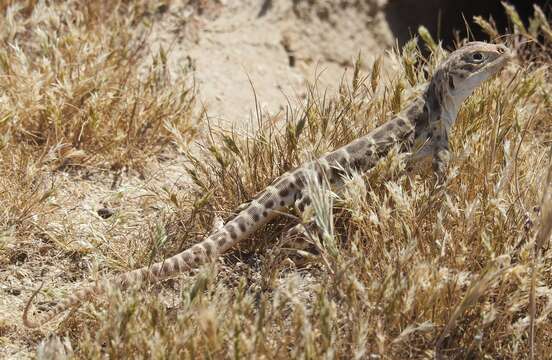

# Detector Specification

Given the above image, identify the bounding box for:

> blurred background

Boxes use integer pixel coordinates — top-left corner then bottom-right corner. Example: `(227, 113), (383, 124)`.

(386, 0), (550, 47)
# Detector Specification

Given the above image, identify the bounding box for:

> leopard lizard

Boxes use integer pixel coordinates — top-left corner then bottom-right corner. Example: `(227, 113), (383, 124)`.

(23, 41), (512, 328)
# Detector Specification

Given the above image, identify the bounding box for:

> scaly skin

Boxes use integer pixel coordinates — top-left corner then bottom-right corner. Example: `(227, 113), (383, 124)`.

(23, 42), (512, 328)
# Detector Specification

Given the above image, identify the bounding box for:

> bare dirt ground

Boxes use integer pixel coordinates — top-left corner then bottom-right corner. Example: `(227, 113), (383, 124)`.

(147, 0), (393, 127)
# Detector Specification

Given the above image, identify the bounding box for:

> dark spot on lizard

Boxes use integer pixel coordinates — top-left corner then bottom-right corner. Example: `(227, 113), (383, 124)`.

(225, 224), (238, 239)
(396, 118), (406, 128)
(351, 158), (366, 170)
(448, 75), (455, 90)
(294, 170), (308, 187)
(346, 139), (368, 155)
(236, 217), (247, 232)
(247, 206), (261, 222)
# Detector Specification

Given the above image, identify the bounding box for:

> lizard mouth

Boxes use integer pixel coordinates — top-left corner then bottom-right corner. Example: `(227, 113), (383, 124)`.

(487, 50), (512, 74)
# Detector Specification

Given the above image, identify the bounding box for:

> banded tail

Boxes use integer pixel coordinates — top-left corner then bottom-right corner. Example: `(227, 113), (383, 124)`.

(22, 178), (297, 328)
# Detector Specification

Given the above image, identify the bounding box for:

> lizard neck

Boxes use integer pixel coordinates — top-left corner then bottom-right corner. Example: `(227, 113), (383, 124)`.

(423, 66), (483, 131)
(423, 77), (461, 131)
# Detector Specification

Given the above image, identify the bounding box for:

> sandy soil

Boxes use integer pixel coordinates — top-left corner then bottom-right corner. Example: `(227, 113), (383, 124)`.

(147, 0), (394, 127)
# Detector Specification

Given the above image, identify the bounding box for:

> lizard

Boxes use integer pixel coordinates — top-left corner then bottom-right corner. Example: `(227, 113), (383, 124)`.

(23, 41), (512, 328)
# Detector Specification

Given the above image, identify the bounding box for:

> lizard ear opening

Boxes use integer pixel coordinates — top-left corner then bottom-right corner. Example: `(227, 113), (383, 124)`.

(448, 75), (455, 90)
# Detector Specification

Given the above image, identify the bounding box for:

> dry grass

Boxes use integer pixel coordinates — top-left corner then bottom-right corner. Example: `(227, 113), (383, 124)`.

(0, 0), (199, 170)
(1, 1), (551, 359)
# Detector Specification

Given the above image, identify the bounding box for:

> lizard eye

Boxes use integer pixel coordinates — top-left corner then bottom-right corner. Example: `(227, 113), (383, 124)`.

(471, 52), (484, 62)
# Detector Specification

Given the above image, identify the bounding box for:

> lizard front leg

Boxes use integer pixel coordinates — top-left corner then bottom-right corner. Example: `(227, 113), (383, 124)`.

(430, 121), (451, 181)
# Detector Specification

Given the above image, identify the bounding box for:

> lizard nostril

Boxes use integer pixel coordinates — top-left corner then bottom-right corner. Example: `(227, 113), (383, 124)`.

(497, 46), (505, 54)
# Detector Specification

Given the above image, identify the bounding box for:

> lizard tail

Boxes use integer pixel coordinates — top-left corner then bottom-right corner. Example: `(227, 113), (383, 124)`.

(22, 236), (223, 328)
(23, 279), (106, 328)
(22, 184), (280, 328)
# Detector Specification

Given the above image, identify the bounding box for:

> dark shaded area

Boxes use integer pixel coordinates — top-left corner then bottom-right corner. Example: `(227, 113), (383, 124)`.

(385, 0), (551, 48)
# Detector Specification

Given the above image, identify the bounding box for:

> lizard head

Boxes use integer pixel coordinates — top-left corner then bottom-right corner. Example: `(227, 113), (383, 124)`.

(425, 41), (512, 127)
(445, 41), (512, 97)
